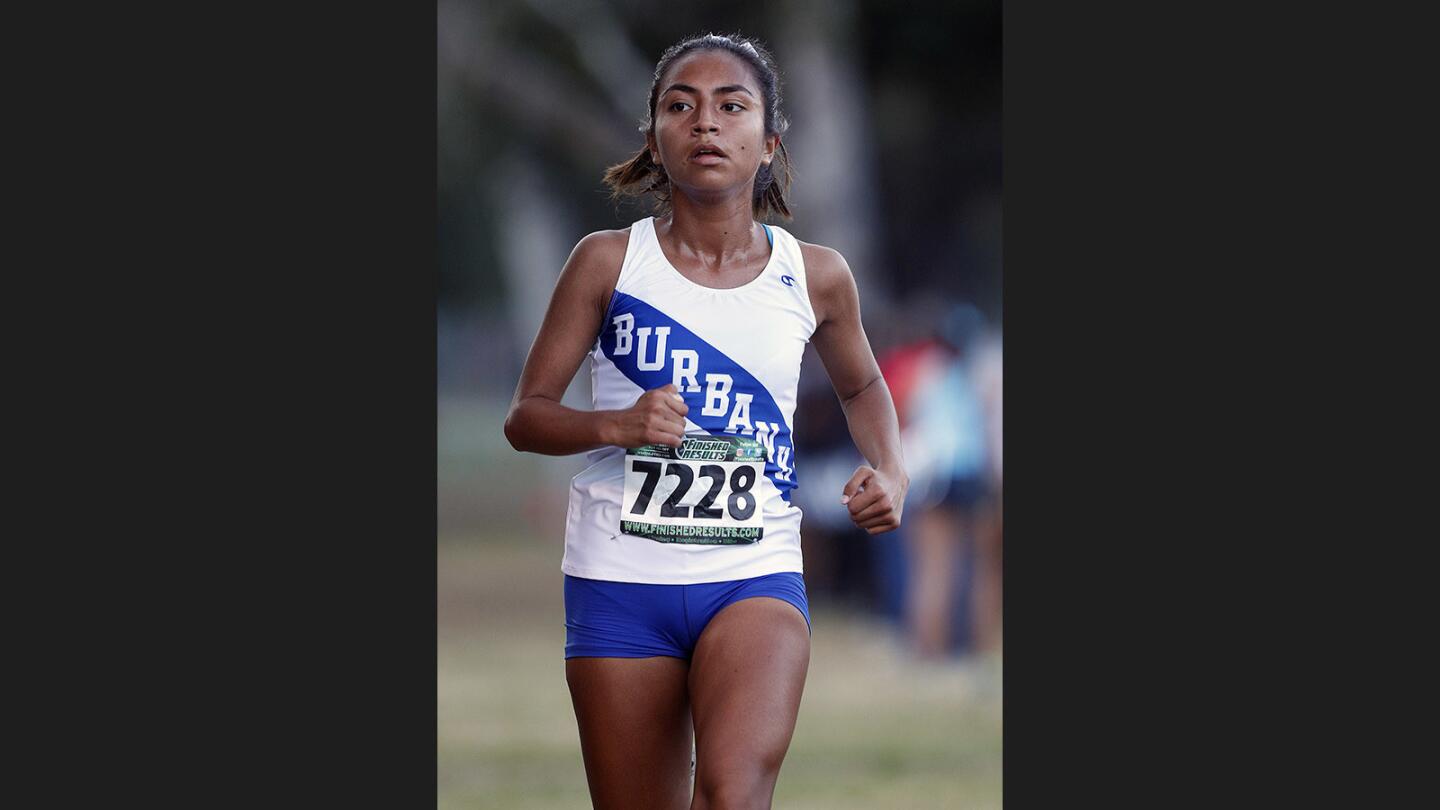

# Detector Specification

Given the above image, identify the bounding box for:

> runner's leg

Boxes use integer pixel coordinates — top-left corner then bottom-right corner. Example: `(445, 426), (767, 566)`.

(567, 656), (694, 810)
(687, 597), (810, 810)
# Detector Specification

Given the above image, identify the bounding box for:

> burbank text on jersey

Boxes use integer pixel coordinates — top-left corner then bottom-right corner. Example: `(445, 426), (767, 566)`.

(604, 293), (795, 498)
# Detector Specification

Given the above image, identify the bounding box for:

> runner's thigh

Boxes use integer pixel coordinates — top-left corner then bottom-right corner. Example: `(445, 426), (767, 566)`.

(688, 597), (811, 810)
(566, 656), (694, 810)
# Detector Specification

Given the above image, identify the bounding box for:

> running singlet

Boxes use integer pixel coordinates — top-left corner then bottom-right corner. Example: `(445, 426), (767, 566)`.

(561, 216), (817, 585)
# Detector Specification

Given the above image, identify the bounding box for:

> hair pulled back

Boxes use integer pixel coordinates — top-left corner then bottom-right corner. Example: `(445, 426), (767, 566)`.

(603, 33), (793, 221)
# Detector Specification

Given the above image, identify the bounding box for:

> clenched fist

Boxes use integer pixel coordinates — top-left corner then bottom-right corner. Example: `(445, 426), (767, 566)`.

(604, 383), (690, 448)
(841, 464), (908, 534)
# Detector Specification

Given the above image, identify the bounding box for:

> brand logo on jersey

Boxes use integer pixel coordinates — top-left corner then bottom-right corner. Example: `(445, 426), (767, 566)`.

(780, 275), (796, 287)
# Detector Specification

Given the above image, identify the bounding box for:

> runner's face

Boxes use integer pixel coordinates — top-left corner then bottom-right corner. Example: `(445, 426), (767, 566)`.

(649, 50), (777, 200)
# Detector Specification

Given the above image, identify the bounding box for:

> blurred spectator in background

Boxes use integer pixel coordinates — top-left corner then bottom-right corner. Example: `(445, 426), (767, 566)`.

(793, 296), (1002, 662)
(873, 302), (1000, 659)
(970, 313), (1002, 654)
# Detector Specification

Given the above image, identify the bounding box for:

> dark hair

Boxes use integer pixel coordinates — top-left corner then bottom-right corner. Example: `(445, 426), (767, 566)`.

(603, 33), (793, 221)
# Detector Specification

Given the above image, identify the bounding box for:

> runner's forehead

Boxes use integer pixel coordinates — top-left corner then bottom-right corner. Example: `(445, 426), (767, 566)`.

(658, 50), (760, 97)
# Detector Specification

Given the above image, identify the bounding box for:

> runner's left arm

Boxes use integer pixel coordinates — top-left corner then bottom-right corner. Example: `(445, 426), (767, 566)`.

(802, 243), (909, 535)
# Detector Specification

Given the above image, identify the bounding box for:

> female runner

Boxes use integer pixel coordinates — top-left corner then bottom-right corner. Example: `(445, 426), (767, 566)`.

(504, 33), (908, 810)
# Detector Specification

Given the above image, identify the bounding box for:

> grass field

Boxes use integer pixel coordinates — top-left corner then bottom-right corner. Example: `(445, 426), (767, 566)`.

(438, 536), (1001, 809)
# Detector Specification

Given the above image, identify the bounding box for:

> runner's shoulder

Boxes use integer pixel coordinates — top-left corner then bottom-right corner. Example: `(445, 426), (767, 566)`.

(563, 227), (631, 302)
(796, 240), (858, 320)
(570, 228), (630, 273)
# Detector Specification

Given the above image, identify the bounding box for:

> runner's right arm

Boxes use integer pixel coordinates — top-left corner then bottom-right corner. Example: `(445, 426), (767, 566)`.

(504, 231), (688, 455)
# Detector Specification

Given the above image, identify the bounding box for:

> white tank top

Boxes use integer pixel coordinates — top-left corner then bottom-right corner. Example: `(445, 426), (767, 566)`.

(561, 216), (817, 584)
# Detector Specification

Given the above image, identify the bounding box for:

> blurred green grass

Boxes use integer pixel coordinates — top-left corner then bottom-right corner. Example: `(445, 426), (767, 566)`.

(438, 535), (1001, 809)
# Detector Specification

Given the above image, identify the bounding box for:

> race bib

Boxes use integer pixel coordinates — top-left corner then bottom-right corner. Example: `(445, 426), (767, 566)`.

(621, 434), (767, 544)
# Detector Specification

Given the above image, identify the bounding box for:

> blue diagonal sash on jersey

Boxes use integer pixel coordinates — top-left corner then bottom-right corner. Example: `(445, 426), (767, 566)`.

(602, 290), (797, 503)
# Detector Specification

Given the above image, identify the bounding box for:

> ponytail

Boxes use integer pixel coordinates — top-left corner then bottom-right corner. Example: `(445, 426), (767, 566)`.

(753, 141), (793, 221)
(602, 146), (671, 209)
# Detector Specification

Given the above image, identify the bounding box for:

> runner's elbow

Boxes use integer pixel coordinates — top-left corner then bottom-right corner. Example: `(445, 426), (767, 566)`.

(839, 373), (884, 409)
(503, 406), (530, 452)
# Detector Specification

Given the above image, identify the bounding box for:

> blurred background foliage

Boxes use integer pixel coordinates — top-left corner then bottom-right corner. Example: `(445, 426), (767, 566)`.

(438, 1), (1001, 807)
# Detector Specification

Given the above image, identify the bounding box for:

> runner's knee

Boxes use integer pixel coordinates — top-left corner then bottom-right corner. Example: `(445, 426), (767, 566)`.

(693, 757), (780, 810)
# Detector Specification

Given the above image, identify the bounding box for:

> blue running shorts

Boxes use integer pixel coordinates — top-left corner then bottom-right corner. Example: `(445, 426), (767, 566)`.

(563, 572), (811, 659)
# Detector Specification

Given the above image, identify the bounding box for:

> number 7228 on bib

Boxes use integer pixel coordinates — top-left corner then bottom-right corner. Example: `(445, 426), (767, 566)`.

(620, 434), (767, 545)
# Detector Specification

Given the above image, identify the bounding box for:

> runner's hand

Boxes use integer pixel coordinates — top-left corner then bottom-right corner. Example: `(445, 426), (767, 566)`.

(841, 465), (907, 534)
(607, 384), (689, 448)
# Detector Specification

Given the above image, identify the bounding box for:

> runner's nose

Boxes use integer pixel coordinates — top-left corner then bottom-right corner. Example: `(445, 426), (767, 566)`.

(692, 110), (718, 134)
